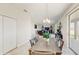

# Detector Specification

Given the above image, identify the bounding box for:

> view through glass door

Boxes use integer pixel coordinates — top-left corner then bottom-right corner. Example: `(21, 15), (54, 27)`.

(69, 9), (79, 54)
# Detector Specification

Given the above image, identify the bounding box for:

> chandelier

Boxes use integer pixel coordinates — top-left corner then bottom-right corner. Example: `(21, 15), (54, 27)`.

(43, 18), (50, 23)
(43, 4), (51, 24)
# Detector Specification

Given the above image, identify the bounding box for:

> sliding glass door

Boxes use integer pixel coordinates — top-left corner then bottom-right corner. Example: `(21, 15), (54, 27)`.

(69, 9), (79, 54)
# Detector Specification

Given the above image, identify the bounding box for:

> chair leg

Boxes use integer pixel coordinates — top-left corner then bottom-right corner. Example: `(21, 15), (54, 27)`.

(56, 52), (62, 55)
(29, 49), (32, 55)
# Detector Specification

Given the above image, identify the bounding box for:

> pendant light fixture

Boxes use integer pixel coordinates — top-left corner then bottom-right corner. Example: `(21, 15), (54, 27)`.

(43, 4), (51, 24)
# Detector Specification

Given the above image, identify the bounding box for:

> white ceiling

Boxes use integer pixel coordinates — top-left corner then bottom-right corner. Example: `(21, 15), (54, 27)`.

(0, 3), (73, 25)
(48, 3), (71, 21)
(23, 3), (73, 24)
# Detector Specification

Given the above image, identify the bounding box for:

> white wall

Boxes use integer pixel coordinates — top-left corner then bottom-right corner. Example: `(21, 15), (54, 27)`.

(16, 13), (35, 47)
(60, 16), (68, 48)
(0, 16), (3, 54)
(0, 15), (17, 54)
(3, 16), (16, 54)
(0, 4), (35, 54)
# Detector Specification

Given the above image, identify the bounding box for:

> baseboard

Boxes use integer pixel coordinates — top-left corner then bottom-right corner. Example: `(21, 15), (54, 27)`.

(3, 47), (17, 55)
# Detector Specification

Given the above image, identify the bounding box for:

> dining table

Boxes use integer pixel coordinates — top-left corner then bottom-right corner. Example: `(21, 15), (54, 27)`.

(29, 37), (62, 55)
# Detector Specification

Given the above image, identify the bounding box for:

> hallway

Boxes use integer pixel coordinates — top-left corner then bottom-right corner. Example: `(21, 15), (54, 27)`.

(0, 3), (79, 55)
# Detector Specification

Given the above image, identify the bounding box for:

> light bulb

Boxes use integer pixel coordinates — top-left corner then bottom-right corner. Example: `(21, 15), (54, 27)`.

(43, 20), (46, 23)
(43, 18), (51, 23)
(46, 18), (50, 23)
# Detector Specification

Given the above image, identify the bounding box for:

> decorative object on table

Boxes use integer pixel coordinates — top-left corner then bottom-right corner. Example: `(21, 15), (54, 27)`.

(58, 22), (62, 30)
(43, 30), (50, 45)
(49, 25), (53, 34)
(37, 30), (43, 36)
(43, 31), (49, 39)
(34, 24), (37, 29)
(55, 22), (63, 50)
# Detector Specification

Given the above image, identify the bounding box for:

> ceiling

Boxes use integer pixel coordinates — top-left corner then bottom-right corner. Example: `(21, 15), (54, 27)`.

(23, 3), (73, 25)
(0, 3), (73, 25)
(48, 3), (72, 22)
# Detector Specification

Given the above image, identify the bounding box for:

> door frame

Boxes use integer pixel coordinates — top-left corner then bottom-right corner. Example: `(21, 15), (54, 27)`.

(67, 6), (79, 55)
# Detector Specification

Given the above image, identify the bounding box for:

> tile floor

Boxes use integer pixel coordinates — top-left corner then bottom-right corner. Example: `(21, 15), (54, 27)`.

(7, 42), (31, 55)
(6, 41), (75, 55)
(62, 48), (75, 55)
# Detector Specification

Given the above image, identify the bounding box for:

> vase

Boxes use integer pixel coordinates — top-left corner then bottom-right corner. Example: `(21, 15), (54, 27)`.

(46, 38), (50, 45)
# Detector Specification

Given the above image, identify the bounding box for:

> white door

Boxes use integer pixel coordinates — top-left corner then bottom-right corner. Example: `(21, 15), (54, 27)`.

(0, 16), (3, 54)
(3, 16), (16, 54)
